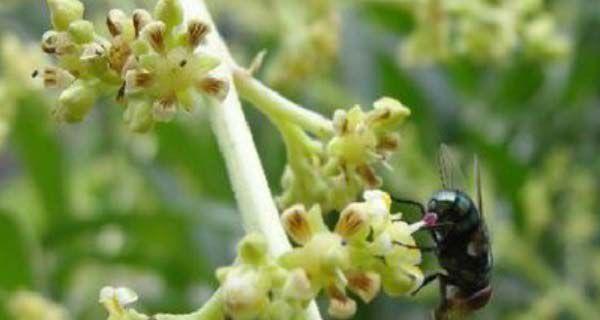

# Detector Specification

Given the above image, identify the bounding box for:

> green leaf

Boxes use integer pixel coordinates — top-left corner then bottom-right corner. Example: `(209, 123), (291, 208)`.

(562, 9), (600, 106)
(12, 93), (70, 226)
(0, 211), (34, 301)
(493, 59), (544, 110)
(359, 3), (415, 34)
(44, 211), (211, 300)
(156, 121), (234, 201)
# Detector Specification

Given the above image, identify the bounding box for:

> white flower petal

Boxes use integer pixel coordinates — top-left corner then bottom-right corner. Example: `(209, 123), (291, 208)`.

(99, 286), (116, 303)
(363, 190), (391, 219)
(115, 287), (138, 306)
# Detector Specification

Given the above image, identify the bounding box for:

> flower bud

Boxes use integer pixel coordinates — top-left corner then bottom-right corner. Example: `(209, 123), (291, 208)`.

(238, 233), (268, 266)
(124, 99), (154, 133)
(125, 69), (154, 94)
(132, 9), (153, 38)
(282, 269), (314, 301)
(221, 268), (270, 319)
(41, 31), (74, 55)
(363, 189), (391, 231)
(46, 0), (85, 31)
(80, 42), (105, 62)
(346, 271), (381, 303)
(327, 287), (356, 320)
(99, 286), (138, 306)
(264, 300), (295, 320)
(154, 0), (184, 30)
(36, 66), (74, 89)
(377, 132), (400, 152)
(99, 286), (138, 317)
(186, 19), (210, 49)
(335, 204), (369, 240)
(106, 9), (128, 37)
(68, 19), (94, 43)
(56, 79), (96, 122)
(332, 109), (348, 135)
(153, 96), (177, 122)
(197, 77), (229, 101)
(141, 21), (166, 53)
(357, 164), (381, 188)
(108, 36), (132, 73)
(369, 97), (411, 129)
(41, 31), (58, 54)
(386, 221), (422, 266)
(363, 190), (391, 218)
(381, 264), (423, 297)
(282, 204), (313, 245)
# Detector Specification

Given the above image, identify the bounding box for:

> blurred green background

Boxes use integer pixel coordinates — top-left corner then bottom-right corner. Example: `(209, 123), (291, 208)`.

(1, 0), (599, 319)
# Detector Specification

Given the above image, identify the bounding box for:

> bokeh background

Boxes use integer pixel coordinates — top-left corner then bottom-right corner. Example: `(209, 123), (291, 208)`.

(1, 0), (599, 319)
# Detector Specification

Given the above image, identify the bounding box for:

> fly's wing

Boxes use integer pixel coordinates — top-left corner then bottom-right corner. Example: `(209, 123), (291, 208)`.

(438, 144), (467, 190)
(473, 155), (492, 268)
(474, 155), (484, 219)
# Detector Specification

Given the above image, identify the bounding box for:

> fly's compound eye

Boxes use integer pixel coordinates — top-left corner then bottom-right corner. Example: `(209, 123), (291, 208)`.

(456, 196), (471, 214)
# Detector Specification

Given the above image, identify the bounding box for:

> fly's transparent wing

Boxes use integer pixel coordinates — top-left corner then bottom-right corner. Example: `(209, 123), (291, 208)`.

(474, 155), (484, 218)
(438, 144), (467, 190)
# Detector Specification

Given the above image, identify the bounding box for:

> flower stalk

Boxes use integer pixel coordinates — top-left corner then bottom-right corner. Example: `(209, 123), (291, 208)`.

(179, 0), (322, 318)
(234, 70), (334, 139)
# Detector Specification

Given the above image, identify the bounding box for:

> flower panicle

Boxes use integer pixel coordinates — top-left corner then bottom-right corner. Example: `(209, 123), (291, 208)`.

(399, 0), (570, 66)
(277, 97), (411, 214)
(276, 189), (427, 319)
(212, 190), (425, 319)
(37, 0), (229, 131)
(95, 190), (429, 320)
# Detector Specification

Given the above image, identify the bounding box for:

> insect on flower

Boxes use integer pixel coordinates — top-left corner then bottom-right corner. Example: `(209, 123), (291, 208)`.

(393, 145), (493, 319)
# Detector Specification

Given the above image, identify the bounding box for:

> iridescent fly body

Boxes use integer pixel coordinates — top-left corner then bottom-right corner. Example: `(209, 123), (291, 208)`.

(394, 146), (493, 319)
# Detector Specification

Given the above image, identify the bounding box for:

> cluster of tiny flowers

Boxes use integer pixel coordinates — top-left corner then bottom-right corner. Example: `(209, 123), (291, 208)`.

(99, 286), (147, 320)
(0, 35), (46, 149)
(7, 291), (71, 320)
(217, 234), (311, 320)
(37, 0), (228, 132)
(399, 0), (570, 65)
(97, 191), (427, 320)
(278, 190), (425, 319)
(278, 97), (411, 213)
(265, 1), (340, 90)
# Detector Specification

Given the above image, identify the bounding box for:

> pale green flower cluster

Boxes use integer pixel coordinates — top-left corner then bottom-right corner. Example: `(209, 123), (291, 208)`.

(216, 234), (310, 320)
(97, 190), (426, 320)
(7, 291), (71, 320)
(0, 35), (45, 149)
(264, 0), (339, 90)
(278, 97), (411, 213)
(278, 190), (425, 319)
(211, 0), (339, 91)
(99, 286), (148, 320)
(399, 0), (570, 65)
(37, 0), (228, 131)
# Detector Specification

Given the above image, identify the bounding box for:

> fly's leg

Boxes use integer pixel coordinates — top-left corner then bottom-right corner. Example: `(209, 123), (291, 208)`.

(393, 241), (437, 252)
(391, 196), (426, 217)
(411, 272), (446, 296)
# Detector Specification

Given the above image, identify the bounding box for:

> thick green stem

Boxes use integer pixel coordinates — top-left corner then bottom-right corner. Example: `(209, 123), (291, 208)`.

(179, 1), (323, 319)
(234, 70), (334, 139)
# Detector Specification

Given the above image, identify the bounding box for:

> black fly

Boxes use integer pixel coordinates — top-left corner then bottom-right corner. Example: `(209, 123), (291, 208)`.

(393, 145), (493, 319)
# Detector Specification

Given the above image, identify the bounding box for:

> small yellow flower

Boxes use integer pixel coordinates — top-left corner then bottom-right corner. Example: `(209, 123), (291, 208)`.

(39, 0), (228, 130)
(7, 291), (70, 320)
(99, 286), (148, 320)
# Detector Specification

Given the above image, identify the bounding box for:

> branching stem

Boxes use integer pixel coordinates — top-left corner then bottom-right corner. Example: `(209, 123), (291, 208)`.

(233, 70), (334, 139)
(179, 1), (322, 319)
